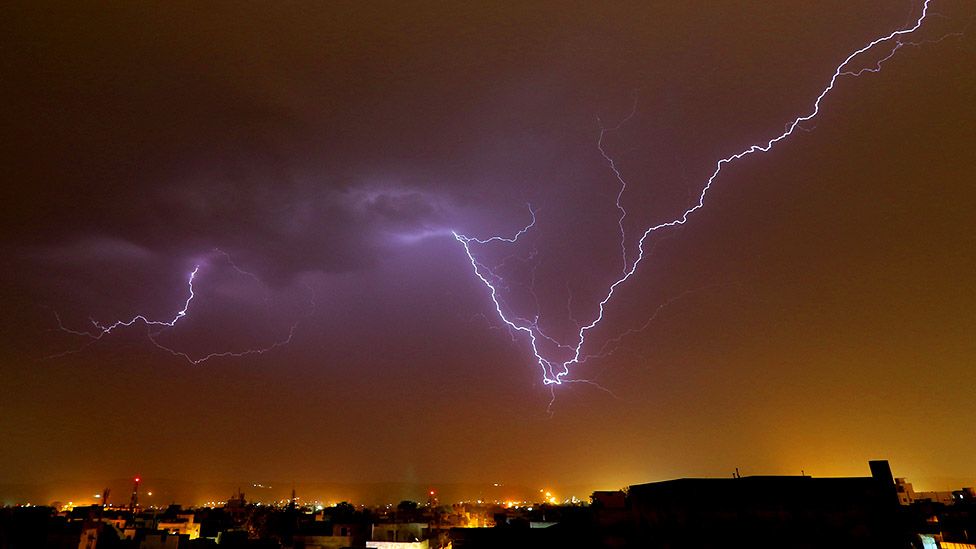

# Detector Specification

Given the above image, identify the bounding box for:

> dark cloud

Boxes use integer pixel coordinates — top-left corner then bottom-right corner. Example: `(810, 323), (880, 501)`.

(32, 236), (155, 266)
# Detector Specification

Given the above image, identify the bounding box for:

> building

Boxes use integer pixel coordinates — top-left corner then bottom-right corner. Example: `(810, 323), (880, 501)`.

(367, 541), (430, 549)
(897, 477), (917, 505)
(156, 513), (201, 540)
(917, 491), (959, 506)
(593, 460), (907, 548)
(371, 522), (428, 543)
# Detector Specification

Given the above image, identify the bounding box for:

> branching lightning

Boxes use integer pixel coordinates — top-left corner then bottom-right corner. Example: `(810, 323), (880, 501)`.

(454, 1), (939, 386)
(598, 91), (640, 275)
(53, 252), (309, 364)
(47, 1), (955, 394)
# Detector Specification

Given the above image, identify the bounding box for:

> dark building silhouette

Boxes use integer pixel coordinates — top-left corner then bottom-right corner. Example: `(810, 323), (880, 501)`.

(594, 460), (907, 548)
(451, 520), (592, 549)
(0, 506), (102, 549)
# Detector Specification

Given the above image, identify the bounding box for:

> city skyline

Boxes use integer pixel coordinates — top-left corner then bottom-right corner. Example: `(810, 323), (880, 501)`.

(0, 462), (967, 510)
(2, 0), (974, 496)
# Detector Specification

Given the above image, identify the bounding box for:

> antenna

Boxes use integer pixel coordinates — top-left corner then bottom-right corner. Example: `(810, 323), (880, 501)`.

(129, 476), (141, 511)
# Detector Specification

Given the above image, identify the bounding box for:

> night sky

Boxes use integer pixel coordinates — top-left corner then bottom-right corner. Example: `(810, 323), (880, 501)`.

(2, 1), (974, 503)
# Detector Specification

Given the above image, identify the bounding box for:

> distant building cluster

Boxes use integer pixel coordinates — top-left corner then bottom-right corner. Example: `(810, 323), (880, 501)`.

(896, 478), (976, 507)
(1, 461), (974, 548)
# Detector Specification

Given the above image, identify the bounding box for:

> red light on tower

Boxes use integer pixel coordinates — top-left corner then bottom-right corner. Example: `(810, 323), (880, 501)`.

(129, 476), (141, 511)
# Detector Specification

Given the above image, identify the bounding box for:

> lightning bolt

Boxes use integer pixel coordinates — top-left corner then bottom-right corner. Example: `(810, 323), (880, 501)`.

(52, 252), (309, 364)
(598, 91), (640, 275)
(52, 266), (200, 346)
(46, 2), (956, 388)
(455, 1), (939, 386)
